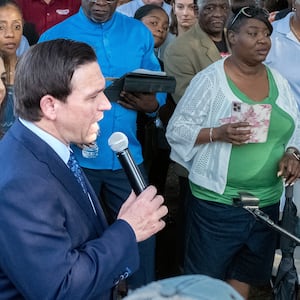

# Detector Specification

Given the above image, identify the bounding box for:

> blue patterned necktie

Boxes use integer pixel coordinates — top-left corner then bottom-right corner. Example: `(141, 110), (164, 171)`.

(68, 152), (88, 194)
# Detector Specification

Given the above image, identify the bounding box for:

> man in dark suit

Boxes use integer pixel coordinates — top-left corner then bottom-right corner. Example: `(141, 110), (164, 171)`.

(0, 39), (168, 300)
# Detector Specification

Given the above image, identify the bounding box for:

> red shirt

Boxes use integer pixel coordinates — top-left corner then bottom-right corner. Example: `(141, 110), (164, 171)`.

(16, 0), (81, 35)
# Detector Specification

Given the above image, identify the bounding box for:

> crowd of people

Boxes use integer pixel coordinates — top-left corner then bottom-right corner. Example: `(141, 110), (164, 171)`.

(0, 0), (300, 299)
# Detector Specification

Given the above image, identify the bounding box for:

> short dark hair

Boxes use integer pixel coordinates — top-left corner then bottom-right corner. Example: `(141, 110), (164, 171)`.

(134, 4), (168, 20)
(0, 0), (22, 13)
(227, 6), (273, 34)
(14, 39), (98, 121)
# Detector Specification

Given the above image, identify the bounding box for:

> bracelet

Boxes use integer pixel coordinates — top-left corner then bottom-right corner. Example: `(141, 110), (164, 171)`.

(209, 127), (214, 143)
(286, 147), (300, 161)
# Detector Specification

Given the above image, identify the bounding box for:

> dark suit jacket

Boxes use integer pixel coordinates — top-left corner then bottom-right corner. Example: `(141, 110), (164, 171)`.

(0, 120), (139, 300)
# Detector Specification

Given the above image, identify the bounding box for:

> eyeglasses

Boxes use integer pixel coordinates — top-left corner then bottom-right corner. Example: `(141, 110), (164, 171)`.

(88, 0), (117, 4)
(229, 6), (269, 29)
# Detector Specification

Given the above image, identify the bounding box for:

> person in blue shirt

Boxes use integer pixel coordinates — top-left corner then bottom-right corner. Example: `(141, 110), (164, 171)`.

(39, 0), (166, 292)
(265, 0), (300, 110)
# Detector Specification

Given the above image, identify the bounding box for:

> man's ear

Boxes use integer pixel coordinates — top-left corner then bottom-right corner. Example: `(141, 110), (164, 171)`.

(39, 95), (58, 121)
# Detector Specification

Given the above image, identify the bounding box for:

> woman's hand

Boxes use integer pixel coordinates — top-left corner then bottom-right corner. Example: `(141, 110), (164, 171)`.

(214, 122), (251, 145)
(278, 150), (300, 186)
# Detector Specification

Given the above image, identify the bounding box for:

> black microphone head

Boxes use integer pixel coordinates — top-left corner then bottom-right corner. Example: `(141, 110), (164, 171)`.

(108, 132), (129, 152)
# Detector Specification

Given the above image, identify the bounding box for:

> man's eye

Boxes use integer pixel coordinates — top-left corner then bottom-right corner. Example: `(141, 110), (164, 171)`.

(90, 93), (99, 100)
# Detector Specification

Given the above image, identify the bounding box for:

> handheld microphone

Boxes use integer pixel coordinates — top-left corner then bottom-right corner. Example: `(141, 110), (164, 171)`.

(108, 132), (148, 195)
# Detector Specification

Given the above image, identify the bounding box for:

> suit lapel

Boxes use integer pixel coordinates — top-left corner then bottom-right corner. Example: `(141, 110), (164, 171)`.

(49, 160), (108, 235)
(201, 37), (222, 62)
(11, 121), (108, 236)
(196, 24), (223, 62)
(84, 174), (108, 227)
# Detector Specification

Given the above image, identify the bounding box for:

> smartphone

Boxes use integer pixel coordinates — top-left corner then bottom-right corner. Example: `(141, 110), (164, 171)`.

(231, 102), (272, 143)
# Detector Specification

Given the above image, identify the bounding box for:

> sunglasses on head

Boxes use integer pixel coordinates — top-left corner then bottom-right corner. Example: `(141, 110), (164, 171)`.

(229, 6), (269, 29)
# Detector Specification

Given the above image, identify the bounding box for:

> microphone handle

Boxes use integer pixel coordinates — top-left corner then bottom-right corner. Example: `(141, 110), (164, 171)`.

(116, 150), (148, 195)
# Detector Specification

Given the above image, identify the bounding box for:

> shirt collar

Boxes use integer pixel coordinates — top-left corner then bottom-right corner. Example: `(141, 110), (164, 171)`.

(274, 12), (293, 35)
(79, 6), (117, 29)
(19, 118), (70, 164)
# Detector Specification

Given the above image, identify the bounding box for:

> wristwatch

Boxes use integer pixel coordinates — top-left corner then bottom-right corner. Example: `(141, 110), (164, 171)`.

(286, 147), (300, 161)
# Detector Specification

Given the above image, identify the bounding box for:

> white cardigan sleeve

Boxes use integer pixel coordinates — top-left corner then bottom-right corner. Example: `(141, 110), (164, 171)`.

(166, 72), (215, 163)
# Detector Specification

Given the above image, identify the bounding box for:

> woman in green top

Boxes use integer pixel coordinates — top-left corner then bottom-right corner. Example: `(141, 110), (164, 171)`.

(166, 6), (300, 299)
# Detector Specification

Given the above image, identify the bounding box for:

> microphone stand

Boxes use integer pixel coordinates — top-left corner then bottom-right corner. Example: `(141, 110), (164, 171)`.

(233, 191), (300, 245)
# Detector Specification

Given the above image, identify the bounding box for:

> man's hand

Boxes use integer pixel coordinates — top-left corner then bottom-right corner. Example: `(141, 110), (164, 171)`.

(118, 91), (159, 113)
(117, 186), (168, 242)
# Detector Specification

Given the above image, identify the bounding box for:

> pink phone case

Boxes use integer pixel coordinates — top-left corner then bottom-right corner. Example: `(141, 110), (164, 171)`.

(220, 102), (272, 143)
